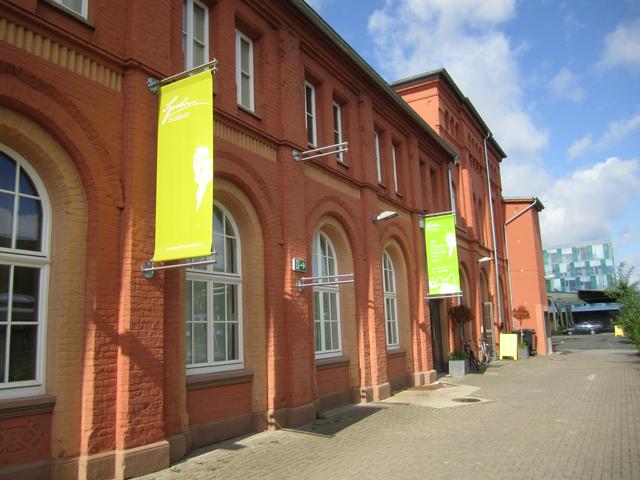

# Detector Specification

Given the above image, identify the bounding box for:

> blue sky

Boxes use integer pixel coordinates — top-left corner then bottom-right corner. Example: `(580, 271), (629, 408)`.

(305, 0), (640, 277)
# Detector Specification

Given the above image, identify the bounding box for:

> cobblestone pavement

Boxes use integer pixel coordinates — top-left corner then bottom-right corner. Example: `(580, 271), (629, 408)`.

(138, 334), (640, 480)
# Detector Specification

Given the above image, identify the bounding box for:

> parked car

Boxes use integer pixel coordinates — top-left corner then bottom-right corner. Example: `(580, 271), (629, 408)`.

(564, 321), (604, 335)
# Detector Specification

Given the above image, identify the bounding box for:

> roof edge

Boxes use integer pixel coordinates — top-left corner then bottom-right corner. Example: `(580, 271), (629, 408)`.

(503, 196), (545, 210)
(391, 69), (507, 159)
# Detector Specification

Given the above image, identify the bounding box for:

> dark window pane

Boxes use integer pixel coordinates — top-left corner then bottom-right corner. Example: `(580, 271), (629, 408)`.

(0, 153), (16, 191)
(9, 324), (37, 382)
(212, 283), (225, 321)
(12, 267), (39, 323)
(213, 234), (225, 272)
(0, 265), (9, 323)
(0, 325), (5, 382)
(227, 322), (238, 360)
(18, 170), (37, 196)
(193, 4), (205, 42)
(226, 237), (236, 273)
(193, 323), (207, 364)
(213, 322), (225, 361)
(16, 197), (42, 251)
(213, 207), (223, 235)
(0, 193), (14, 248)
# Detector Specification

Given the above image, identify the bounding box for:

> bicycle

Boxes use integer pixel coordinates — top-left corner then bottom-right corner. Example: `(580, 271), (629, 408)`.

(477, 339), (491, 366)
(464, 341), (481, 372)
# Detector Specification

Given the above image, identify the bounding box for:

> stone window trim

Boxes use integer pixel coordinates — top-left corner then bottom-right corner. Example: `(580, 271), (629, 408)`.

(186, 368), (253, 391)
(235, 29), (255, 112)
(0, 144), (52, 398)
(304, 81), (317, 147)
(183, 0), (209, 70)
(0, 394), (56, 420)
(315, 355), (349, 371)
(386, 347), (406, 359)
(43, 0), (93, 25)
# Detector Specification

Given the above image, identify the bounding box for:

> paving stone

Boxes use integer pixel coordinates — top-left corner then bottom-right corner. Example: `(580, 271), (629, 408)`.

(137, 335), (640, 480)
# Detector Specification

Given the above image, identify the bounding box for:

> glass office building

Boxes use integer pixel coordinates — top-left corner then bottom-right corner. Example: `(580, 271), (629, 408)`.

(543, 241), (616, 292)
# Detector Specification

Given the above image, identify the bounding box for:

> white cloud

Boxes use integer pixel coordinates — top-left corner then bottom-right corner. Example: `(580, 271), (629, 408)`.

(539, 157), (640, 247)
(549, 67), (585, 103)
(566, 134), (593, 160)
(367, 0), (548, 163)
(566, 112), (640, 159)
(601, 112), (640, 145)
(597, 18), (640, 72)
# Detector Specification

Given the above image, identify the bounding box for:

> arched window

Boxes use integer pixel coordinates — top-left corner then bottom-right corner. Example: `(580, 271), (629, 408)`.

(382, 251), (399, 348)
(186, 204), (242, 373)
(0, 146), (50, 396)
(312, 231), (341, 357)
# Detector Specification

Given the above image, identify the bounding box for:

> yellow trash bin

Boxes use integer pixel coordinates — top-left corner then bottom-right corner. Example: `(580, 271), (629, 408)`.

(614, 325), (625, 337)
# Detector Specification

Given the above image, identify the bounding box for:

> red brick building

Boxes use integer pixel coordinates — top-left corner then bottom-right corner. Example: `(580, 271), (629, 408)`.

(0, 1), (529, 479)
(392, 70), (512, 365)
(504, 197), (549, 355)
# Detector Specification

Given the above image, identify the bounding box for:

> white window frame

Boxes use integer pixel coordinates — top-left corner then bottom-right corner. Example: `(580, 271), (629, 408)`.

(235, 30), (254, 111)
(391, 144), (399, 192)
(52, 0), (88, 18)
(333, 102), (344, 163)
(305, 81), (317, 147)
(312, 232), (342, 358)
(382, 251), (399, 348)
(374, 130), (382, 183)
(0, 144), (51, 399)
(183, 0), (209, 70)
(186, 204), (244, 374)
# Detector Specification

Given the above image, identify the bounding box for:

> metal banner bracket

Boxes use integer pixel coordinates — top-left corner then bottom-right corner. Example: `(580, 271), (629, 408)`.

(424, 293), (463, 302)
(147, 58), (219, 94)
(296, 273), (354, 292)
(293, 141), (349, 162)
(141, 252), (217, 279)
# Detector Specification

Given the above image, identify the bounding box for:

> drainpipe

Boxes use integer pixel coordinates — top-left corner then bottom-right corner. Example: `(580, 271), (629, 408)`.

(483, 132), (501, 357)
(448, 154), (459, 220)
(448, 155), (460, 308)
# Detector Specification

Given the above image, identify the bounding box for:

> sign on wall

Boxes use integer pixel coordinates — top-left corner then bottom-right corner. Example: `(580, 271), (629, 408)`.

(153, 70), (214, 262)
(424, 213), (462, 296)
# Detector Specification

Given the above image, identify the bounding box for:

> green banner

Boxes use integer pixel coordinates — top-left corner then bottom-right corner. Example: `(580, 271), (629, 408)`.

(424, 214), (461, 295)
(153, 70), (214, 262)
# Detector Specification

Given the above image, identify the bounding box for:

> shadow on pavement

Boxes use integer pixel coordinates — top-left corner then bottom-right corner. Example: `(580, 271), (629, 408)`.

(291, 404), (385, 437)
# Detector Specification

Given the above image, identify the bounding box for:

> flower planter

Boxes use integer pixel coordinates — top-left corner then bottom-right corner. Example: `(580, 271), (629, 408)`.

(448, 359), (469, 376)
(518, 347), (529, 360)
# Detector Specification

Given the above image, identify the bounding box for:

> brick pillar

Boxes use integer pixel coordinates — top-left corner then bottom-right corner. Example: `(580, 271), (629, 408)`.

(113, 67), (169, 479)
(266, 28), (316, 427)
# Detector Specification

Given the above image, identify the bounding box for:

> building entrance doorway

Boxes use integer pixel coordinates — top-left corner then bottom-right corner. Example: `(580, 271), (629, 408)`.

(430, 300), (446, 372)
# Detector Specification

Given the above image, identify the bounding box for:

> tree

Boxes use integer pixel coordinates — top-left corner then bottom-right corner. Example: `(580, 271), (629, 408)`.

(606, 263), (640, 349)
(513, 305), (531, 332)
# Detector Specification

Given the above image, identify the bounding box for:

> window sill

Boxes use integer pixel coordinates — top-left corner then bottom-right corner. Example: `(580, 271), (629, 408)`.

(41, 0), (95, 29)
(377, 182), (387, 189)
(315, 355), (349, 370)
(387, 347), (406, 359)
(337, 159), (349, 169)
(0, 394), (56, 420)
(237, 104), (262, 121)
(186, 368), (253, 391)
(395, 191), (404, 199)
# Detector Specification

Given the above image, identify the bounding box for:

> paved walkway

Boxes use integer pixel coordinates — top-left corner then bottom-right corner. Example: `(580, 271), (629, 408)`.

(138, 334), (640, 480)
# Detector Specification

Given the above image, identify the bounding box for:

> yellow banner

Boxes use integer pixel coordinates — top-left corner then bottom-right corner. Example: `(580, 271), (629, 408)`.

(153, 70), (214, 262)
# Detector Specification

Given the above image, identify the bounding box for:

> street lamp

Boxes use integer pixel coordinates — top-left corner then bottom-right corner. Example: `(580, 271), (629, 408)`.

(372, 210), (399, 223)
